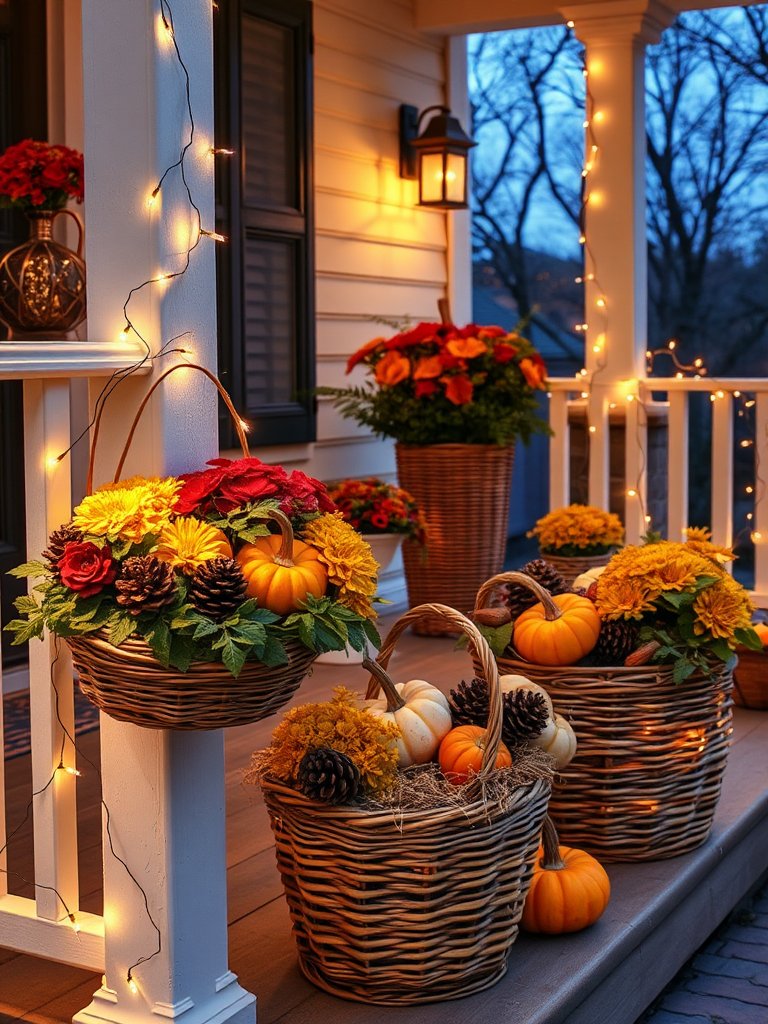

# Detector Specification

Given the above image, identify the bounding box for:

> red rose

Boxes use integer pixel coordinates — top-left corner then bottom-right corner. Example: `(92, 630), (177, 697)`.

(59, 542), (117, 598)
(175, 465), (228, 514)
(209, 457), (289, 512)
(280, 470), (337, 516)
(493, 343), (518, 364)
(414, 380), (439, 398)
(441, 374), (474, 405)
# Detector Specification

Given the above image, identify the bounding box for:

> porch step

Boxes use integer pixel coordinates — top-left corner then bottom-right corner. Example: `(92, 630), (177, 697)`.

(268, 706), (768, 1024)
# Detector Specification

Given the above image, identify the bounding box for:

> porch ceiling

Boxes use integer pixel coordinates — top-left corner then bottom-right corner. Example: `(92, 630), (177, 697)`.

(414, 0), (749, 34)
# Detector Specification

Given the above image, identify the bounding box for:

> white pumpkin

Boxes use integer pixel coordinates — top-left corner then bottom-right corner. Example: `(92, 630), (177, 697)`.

(532, 713), (577, 769)
(499, 674), (555, 720)
(572, 565), (606, 593)
(365, 678), (453, 767)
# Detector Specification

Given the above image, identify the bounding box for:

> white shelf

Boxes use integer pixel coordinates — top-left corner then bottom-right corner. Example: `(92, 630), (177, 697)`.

(0, 340), (151, 381)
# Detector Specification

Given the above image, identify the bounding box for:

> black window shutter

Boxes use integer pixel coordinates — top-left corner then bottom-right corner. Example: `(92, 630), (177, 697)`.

(214, 0), (315, 448)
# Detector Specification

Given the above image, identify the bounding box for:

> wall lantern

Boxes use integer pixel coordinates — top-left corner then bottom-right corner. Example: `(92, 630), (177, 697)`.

(399, 104), (476, 210)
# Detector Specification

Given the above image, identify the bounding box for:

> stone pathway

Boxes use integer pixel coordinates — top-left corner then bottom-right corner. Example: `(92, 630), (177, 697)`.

(637, 880), (768, 1024)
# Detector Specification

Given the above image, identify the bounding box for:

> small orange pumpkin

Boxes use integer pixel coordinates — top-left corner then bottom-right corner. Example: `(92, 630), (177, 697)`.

(521, 816), (611, 934)
(514, 592), (600, 665)
(236, 509), (327, 616)
(438, 724), (512, 784)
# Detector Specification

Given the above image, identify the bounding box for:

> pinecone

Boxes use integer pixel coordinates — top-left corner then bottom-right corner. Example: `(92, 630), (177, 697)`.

(189, 557), (248, 620)
(115, 556), (177, 616)
(297, 747), (361, 804)
(42, 524), (83, 574)
(503, 559), (570, 619)
(450, 678), (550, 747)
(590, 619), (640, 666)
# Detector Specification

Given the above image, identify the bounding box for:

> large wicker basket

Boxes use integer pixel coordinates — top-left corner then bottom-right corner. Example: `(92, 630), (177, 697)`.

(68, 632), (316, 730)
(733, 648), (768, 709)
(259, 603), (551, 1005)
(540, 550), (613, 585)
(396, 443), (514, 636)
(474, 572), (734, 861)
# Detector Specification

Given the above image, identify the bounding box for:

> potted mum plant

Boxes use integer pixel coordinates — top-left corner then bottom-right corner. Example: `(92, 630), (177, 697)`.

(528, 503), (625, 584)
(327, 477), (427, 573)
(5, 456), (381, 731)
(0, 138), (86, 337)
(321, 320), (550, 634)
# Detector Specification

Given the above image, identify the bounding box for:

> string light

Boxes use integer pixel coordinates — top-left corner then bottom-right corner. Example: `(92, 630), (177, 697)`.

(68, 912), (81, 934)
(128, 973), (139, 995)
(209, 146), (234, 156)
(199, 228), (227, 243)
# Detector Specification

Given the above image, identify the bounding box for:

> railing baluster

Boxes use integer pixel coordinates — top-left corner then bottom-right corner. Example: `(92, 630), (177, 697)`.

(22, 380), (79, 922)
(588, 386), (610, 510)
(548, 390), (571, 509)
(754, 394), (768, 607)
(625, 386), (647, 544)
(667, 391), (689, 542)
(710, 391), (734, 562)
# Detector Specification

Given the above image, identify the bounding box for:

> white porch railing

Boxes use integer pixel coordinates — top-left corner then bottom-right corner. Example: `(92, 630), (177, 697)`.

(0, 340), (147, 971)
(548, 376), (768, 606)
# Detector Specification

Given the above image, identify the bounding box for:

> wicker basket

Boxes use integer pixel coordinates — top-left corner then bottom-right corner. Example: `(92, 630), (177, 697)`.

(474, 572), (734, 861)
(540, 550), (613, 585)
(260, 603), (551, 1005)
(68, 632), (316, 730)
(733, 648), (768, 709)
(396, 443), (514, 636)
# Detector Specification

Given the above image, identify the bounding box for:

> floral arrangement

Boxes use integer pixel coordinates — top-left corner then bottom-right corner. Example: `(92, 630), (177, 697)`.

(320, 321), (550, 446)
(327, 477), (427, 544)
(594, 539), (761, 681)
(529, 504), (625, 557)
(0, 139), (84, 211)
(5, 457), (381, 675)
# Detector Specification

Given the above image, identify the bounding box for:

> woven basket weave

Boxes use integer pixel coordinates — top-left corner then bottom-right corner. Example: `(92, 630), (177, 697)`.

(733, 649), (768, 709)
(260, 603), (551, 1005)
(474, 572), (734, 861)
(539, 550), (613, 585)
(396, 443), (514, 636)
(68, 632), (316, 730)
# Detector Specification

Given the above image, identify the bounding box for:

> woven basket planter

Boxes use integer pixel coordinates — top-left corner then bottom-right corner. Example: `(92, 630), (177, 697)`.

(733, 649), (768, 709)
(539, 550), (613, 585)
(396, 443), (514, 636)
(260, 603), (551, 1005)
(474, 572), (734, 862)
(68, 632), (316, 730)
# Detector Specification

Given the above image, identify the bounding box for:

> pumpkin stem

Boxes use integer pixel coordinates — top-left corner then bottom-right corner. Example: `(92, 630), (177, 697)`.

(540, 815), (566, 870)
(362, 656), (407, 712)
(474, 570), (562, 624)
(267, 508), (296, 566)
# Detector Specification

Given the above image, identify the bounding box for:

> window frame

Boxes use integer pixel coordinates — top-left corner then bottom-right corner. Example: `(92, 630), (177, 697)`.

(214, 0), (316, 449)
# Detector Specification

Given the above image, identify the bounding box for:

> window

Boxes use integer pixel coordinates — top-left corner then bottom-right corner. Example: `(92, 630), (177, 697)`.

(214, 0), (315, 448)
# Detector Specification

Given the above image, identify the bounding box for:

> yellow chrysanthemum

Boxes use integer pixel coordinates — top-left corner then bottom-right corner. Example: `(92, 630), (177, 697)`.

(96, 476), (182, 536)
(154, 518), (232, 574)
(685, 539), (736, 565)
(73, 487), (149, 543)
(595, 576), (659, 620)
(684, 526), (712, 544)
(528, 504), (624, 552)
(302, 512), (378, 619)
(693, 574), (754, 641)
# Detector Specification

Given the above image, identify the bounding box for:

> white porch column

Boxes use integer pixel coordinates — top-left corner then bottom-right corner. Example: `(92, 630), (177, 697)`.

(75, 4), (256, 1024)
(560, 0), (673, 539)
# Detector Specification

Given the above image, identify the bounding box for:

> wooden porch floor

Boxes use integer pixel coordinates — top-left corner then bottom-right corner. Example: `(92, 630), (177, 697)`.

(2, 625), (768, 1024)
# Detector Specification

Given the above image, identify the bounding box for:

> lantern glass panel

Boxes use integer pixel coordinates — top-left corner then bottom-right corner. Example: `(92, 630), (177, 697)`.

(445, 153), (465, 204)
(420, 152), (446, 204)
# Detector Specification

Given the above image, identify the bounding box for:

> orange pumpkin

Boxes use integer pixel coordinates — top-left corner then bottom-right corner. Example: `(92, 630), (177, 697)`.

(514, 592), (600, 665)
(236, 509), (327, 616)
(521, 816), (611, 934)
(438, 724), (512, 784)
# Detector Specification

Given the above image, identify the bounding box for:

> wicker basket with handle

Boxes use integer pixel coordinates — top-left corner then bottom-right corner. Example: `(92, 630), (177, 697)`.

(259, 602), (551, 1004)
(473, 571), (734, 861)
(67, 364), (317, 730)
(539, 550), (613, 585)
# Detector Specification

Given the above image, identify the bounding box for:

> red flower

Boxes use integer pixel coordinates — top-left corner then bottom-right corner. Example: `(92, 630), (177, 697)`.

(413, 355), (443, 380)
(384, 322), (442, 350)
(371, 512), (389, 529)
(374, 351), (411, 386)
(346, 336), (387, 373)
(174, 465), (229, 515)
(0, 139), (84, 209)
(209, 457), (289, 513)
(519, 354), (548, 390)
(493, 343), (518, 364)
(59, 542), (117, 598)
(281, 470), (337, 515)
(414, 380), (440, 398)
(441, 374), (474, 405)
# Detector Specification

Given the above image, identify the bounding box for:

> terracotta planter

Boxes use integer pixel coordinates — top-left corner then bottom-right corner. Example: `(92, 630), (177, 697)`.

(396, 443), (515, 635)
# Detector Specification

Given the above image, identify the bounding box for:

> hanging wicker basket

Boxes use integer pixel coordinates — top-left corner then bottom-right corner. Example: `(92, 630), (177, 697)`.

(259, 603), (551, 1005)
(473, 571), (734, 861)
(396, 443), (515, 636)
(66, 364), (319, 730)
(732, 649), (768, 709)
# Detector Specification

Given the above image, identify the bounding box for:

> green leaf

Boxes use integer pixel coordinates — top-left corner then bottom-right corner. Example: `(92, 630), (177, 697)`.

(168, 634), (194, 673)
(13, 594), (41, 615)
(145, 620), (172, 667)
(8, 560), (48, 579)
(192, 618), (222, 640)
(363, 618), (382, 648)
(708, 638), (734, 663)
(260, 635), (289, 667)
(477, 622), (514, 658)
(735, 626), (765, 652)
(672, 658), (696, 684)
(4, 615), (45, 644)
(108, 613), (137, 648)
(231, 621), (267, 646)
(220, 631), (247, 677)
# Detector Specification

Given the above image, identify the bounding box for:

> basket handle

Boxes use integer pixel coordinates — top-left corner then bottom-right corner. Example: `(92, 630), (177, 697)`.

(475, 570), (563, 623)
(365, 603), (503, 779)
(86, 362), (250, 496)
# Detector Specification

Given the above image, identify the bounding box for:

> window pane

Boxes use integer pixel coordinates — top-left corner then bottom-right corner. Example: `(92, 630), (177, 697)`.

(243, 235), (295, 408)
(242, 13), (296, 208)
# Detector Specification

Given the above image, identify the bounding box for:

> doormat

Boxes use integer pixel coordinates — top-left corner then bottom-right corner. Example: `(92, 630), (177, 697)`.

(3, 688), (100, 760)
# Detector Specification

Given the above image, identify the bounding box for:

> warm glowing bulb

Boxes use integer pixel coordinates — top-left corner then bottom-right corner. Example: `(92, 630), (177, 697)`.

(694, 358), (703, 368)
(645, 515), (652, 523)
(676, 372), (684, 380)
(580, 368), (588, 377)
(752, 531), (763, 543)
(609, 402), (617, 409)
(591, 144), (598, 153)
(596, 297), (606, 308)
(68, 913), (80, 934)
(746, 485), (754, 494)
(745, 399), (756, 408)
(741, 439), (754, 448)
(586, 273), (595, 281)
(733, 389), (741, 397)
(238, 418), (251, 434)
(200, 228), (227, 243)
(146, 187), (160, 210)
(594, 110), (605, 123)
(574, 276), (583, 284)
(580, 391), (589, 399)
(566, 19), (575, 27)
(646, 350), (653, 359)
(626, 394), (635, 403)
(747, 512), (754, 521)
(592, 344), (601, 354)
(668, 340), (677, 350)
(209, 146), (235, 156)
(627, 488), (637, 497)
(128, 976), (138, 995)
(579, 234), (586, 244)
(63, 765), (81, 776)
(46, 454), (60, 470)
(716, 390), (725, 399)
(588, 425), (596, 433)
(582, 119), (590, 129)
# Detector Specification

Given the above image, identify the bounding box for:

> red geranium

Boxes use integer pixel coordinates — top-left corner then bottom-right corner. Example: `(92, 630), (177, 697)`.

(0, 139), (84, 210)
(59, 542), (117, 598)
